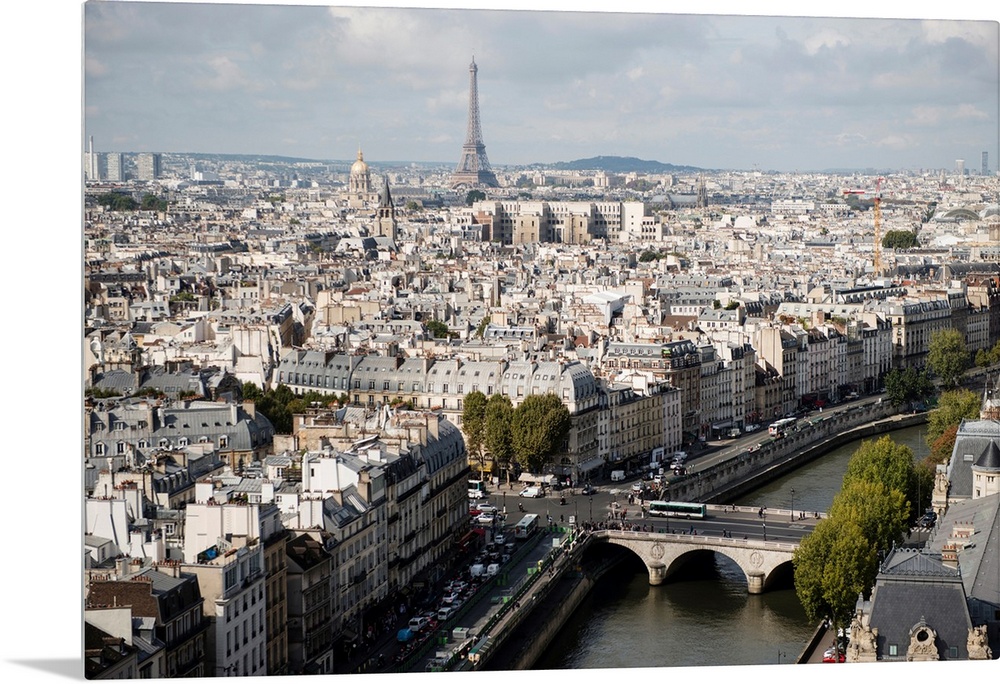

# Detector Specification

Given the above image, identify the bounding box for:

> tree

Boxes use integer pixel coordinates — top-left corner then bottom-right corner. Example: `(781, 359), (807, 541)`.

(926, 388), (981, 447)
(425, 320), (454, 339)
(462, 391), (489, 479)
(883, 367), (933, 406)
(464, 189), (486, 205)
(475, 317), (490, 339)
(831, 479), (911, 552)
(484, 394), (514, 483)
(881, 230), (919, 249)
(96, 192), (138, 211)
(510, 393), (571, 474)
(794, 519), (876, 643)
(927, 424), (959, 465)
(926, 328), (970, 388)
(842, 436), (912, 501)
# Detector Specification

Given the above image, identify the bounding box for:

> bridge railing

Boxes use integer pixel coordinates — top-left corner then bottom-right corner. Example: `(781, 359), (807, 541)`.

(592, 527), (799, 551)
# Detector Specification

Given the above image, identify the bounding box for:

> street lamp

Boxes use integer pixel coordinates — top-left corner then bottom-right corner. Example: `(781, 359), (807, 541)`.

(589, 496), (593, 523)
(762, 521), (766, 541)
(790, 488), (795, 521)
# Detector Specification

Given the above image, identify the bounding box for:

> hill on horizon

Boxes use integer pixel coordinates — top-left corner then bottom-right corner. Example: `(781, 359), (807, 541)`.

(545, 156), (706, 174)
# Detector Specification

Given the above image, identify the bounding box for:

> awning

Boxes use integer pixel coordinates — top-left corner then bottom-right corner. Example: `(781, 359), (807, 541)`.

(711, 421), (733, 430)
(518, 473), (557, 484)
(576, 456), (605, 473)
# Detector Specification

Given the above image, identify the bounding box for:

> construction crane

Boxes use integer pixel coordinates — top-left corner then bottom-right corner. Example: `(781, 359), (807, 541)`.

(843, 176), (884, 274)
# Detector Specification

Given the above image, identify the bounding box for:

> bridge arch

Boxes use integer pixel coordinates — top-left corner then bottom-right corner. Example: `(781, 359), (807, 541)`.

(589, 530), (797, 594)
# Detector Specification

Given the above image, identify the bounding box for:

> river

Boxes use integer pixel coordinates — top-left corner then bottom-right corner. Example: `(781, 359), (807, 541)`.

(533, 424), (930, 670)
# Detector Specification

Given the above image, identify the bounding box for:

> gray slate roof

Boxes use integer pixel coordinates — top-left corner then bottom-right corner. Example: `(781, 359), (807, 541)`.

(867, 549), (973, 660)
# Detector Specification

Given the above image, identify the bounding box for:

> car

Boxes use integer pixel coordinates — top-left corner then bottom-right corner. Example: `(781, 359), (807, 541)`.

(494, 533), (506, 545)
(476, 513), (495, 525)
(917, 511), (937, 528)
(581, 484), (596, 495)
(486, 563), (500, 577)
(519, 486), (542, 498)
(408, 616), (430, 632)
(441, 590), (461, 605)
(632, 482), (644, 493)
(477, 504), (498, 515)
(468, 489), (486, 500)
(822, 648), (845, 663)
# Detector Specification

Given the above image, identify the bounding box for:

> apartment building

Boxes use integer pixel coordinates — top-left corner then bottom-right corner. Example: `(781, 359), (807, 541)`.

(86, 563), (210, 679)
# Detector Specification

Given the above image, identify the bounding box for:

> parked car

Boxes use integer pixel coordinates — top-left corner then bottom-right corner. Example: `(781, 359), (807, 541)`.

(745, 423), (760, 432)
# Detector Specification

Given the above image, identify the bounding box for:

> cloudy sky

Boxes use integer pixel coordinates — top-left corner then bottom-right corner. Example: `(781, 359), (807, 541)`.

(82, 2), (998, 172)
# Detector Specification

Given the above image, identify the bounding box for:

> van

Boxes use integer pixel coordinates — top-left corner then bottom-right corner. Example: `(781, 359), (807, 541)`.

(611, 470), (626, 482)
(469, 563), (485, 578)
(486, 563), (500, 577)
(437, 606), (456, 622)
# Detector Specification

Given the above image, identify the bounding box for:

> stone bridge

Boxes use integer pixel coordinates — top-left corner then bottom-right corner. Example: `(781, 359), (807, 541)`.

(588, 528), (797, 594)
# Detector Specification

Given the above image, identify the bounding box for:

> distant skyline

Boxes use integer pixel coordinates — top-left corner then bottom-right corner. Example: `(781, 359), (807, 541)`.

(83, 2), (999, 173)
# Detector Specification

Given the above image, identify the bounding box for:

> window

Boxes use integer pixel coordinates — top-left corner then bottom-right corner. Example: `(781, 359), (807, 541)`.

(219, 435), (229, 448)
(95, 443), (106, 456)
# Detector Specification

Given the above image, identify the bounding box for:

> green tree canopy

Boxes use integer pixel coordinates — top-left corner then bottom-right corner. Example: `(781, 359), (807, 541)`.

(794, 519), (876, 631)
(425, 320), (455, 339)
(464, 189), (487, 205)
(842, 436), (913, 499)
(461, 391), (489, 478)
(881, 230), (919, 249)
(830, 479), (911, 551)
(510, 393), (571, 474)
(883, 367), (933, 406)
(484, 394), (514, 482)
(842, 435), (923, 524)
(926, 328), (970, 388)
(96, 192), (139, 211)
(926, 388), (981, 447)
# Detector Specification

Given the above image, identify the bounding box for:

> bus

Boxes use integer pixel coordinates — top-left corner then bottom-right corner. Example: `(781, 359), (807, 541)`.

(513, 513), (540, 539)
(768, 417), (797, 436)
(648, 501), (707, 519)
(468, 479), (486, 500)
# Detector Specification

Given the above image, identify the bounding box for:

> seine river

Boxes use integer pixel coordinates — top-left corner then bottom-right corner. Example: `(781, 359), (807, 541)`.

(534, 424), (930, 671)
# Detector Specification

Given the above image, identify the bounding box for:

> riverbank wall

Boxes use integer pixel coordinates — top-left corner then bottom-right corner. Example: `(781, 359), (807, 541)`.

(705, 411), (928, 503)
(661, 399), (923, 504)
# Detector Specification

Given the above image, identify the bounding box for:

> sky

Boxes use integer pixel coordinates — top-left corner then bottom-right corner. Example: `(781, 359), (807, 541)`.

(82, 1), (1000, 172)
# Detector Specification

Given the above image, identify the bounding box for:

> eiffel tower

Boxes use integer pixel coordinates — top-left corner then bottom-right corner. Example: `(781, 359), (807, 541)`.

(450, 57), (499, 189)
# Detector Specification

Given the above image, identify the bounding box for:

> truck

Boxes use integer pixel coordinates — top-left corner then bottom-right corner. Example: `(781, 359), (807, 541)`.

(611, 470), (626, 482)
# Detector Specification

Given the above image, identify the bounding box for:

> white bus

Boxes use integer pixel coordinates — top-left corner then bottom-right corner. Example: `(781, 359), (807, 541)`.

(768, 417), (797, 436)
(514, 513), (540, 539)
(468, 479), (487, 500)
(648, 501), (707, 519)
